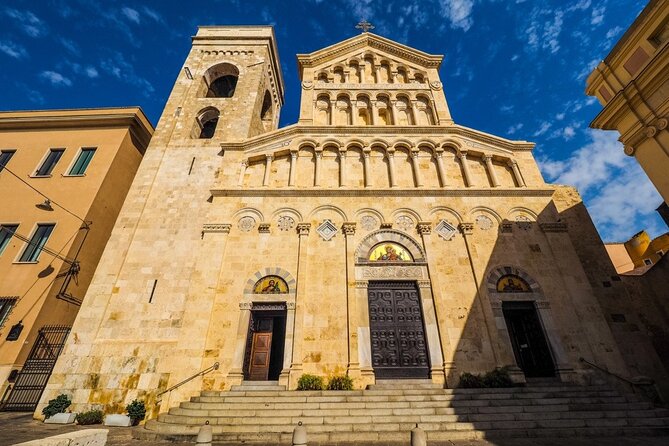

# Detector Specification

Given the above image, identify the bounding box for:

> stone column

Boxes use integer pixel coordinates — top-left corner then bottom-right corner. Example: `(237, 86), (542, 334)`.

(434, 150), (447, 187)
(372, 101), (381, 124)
(483, 155), (500, 188)
(410, 100), (420, 125)
(386, 148), (397, 188)
(314, 150), (322, 187)
(390, 100), (398, 125)
(288, 150), (298, 186)
(509, 159), (526, 187)
(227, 302), (252, 385)
(355, 280), (375, 387)
(342, 222), (361, 382)
(262, 154), (273, 187)
(279, 302), (296, 387)
(457, 151), (473, 187)
(339, 149), (347, 187)
(289, 223), (311, 388)
(363, 148), (372, 188)
(238, 160), (248, 186)
(329, 101), (335, 125)
(411, 150), (423, 187)
(416, 223), (446, 385)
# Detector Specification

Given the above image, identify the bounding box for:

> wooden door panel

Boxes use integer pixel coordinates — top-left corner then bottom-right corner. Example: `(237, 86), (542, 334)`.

(368, 281), (429, 378)
(248, 320), (273, 381)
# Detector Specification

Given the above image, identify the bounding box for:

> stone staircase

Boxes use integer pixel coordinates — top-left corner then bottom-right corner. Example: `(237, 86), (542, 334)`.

(135, 381), (669, 444)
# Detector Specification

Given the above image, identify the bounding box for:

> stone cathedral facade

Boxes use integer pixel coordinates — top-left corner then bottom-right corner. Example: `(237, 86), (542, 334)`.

(38, 27), (652, 416)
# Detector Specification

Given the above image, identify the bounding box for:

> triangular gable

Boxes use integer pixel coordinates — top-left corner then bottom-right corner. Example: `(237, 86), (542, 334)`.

(297, 32), (443, 77)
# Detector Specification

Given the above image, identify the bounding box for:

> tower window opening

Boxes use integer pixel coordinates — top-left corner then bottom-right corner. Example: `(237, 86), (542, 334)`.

(195, 108), (220, 139)
(202, 62), (240, 98)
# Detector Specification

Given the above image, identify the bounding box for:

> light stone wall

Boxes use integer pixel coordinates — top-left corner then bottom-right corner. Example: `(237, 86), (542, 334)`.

(38, 27), (639, 419)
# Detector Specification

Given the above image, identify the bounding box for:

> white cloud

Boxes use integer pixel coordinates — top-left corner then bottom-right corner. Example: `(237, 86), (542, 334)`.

(5, 8), (45, 37)
(40, 70), (72, 87)
(525, 9), (564, 54)
(500, 104), (514, 114)
(121, 7), (140, 24)
(606, 26), (622, 39)
(563, 126), (576, 139)
(439, 0), (474, 32)
(591, 6), (605, 25)
(544, 10), (564, 53)
(507, 123), (524, 135)
(576, 58), (600, 81)
(142, 7), (164, 23)
(533, 121), (552, 136)
(538, 130), (665, 241)
(59, 37), (79, 55)
(511, 54), (519, 61)
(85, 66), (99, 78)
(0, 41), (28, 58)
(100, 52), (154, 95)
(567, 0), (591, 12)
(556, 113), (565, 120)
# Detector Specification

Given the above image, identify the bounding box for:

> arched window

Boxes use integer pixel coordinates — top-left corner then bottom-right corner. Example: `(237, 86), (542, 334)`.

(497, 274), (531, 292)
(317, 72), (329, 83)
(369, 242), (413, 262)
(202, 63), (239, 98)
(260, 91), (274, 124)
(254, 275), (289, 294)
(194, 107), (220, 139)
(315, 94), (331, 125)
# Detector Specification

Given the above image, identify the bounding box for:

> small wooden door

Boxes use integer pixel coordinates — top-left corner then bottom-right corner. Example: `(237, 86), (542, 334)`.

(248, 318), (273, 381)
(503, 302), (555, 378)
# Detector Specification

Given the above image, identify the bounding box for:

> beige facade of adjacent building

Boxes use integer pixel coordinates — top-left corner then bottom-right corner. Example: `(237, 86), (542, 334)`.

(37, 27), (669, 418)
(586, 0), (669, 204)
(0, 108), (153, 404)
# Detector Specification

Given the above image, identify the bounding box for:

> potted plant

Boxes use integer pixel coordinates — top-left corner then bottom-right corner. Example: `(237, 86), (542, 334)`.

(126, 399), (146, 426)
(42, 394), (76, 424)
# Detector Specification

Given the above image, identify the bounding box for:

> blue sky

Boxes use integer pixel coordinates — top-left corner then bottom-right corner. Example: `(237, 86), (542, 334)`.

(0, 0), (665, 242)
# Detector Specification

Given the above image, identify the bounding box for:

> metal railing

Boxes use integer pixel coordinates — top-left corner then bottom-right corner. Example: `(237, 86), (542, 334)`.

(156, 362), (219, 404)
(579, 357), (662, 405)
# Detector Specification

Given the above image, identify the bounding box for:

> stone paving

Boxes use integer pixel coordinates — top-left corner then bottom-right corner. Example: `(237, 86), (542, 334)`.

(2, 412), (669, 446)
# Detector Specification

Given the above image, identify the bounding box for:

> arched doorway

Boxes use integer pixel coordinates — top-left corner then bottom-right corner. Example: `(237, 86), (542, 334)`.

(354, 230), (443, 382)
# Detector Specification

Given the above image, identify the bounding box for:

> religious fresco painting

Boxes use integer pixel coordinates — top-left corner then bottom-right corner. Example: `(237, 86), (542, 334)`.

(369, 242), (413, 262)
(497, 275), (531, 292)
(253, 276), (289, 294)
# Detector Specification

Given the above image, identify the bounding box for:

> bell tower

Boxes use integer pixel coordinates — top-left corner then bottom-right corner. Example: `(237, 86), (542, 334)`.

(158, 26), (284, 144)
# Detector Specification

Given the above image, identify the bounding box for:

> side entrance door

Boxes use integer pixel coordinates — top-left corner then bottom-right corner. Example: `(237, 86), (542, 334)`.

(248, 318), (273, 381)
(368, 281), (429, 379)
(502, 301), (556, 378)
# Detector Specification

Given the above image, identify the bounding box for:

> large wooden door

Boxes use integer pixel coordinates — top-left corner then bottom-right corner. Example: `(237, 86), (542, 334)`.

(248, 318), (273, 381)
(503, 302), (555, 378)
(368, 281), (429, 378)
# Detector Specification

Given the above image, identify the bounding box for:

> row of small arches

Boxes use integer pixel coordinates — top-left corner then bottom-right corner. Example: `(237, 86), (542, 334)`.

(316, 56), (427, 85)
(314, 92), (435, 126)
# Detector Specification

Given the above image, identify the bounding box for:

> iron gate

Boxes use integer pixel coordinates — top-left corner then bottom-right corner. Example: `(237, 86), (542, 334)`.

(1, 325), (70, 412)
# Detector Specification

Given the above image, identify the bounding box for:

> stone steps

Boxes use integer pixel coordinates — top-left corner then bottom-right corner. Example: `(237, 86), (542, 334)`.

(135, 384), (669, 444)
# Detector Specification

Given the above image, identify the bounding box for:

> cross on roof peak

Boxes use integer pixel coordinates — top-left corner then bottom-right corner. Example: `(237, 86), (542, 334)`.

(355, 20), (375, 33)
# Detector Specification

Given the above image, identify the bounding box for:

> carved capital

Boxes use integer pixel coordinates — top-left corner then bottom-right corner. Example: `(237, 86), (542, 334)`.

(456, 151), (468, 160)
(535, 301), (551, 309)
(297, 222), (311, 236)
(645, 126), (658, 138)
(623, 145), (636, 156)
(258, 223), (271, 233)
(290, 150), (299, 159)
(656, 118), (668, 130)
(500, 222), (513, 234)
(410, 150), (420, 159)
(239, 302), (253, 310)
(286, 302), (296, 310)
(459, 222), (474, 235)
(507, 159), (518, 167)
(241, 160), (248, 168)
(265, 154), (274, 161)
(417, 279), (431, 288)
(540, 222), (568, 233)
(416, 221), (432, 235)
(355, 280), (369, 289)
(342, 222), (356, 236)
(482, 154), (493, 162)
(202, 223), (231, 234)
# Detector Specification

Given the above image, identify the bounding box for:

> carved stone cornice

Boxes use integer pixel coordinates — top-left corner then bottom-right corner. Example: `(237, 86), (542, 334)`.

(355, 280), (369, 289)
(297, 223), (311, 235)
(211, 188), (555, 198)
(540, 222), (568, 233)
(342, 222), (356, 236)
(239, 302), (253, 310)
(416, 222), (432, 235)
(459, 222), (474, 235)
(417, 279), (431, 288)
(202, 223), (231, 234)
